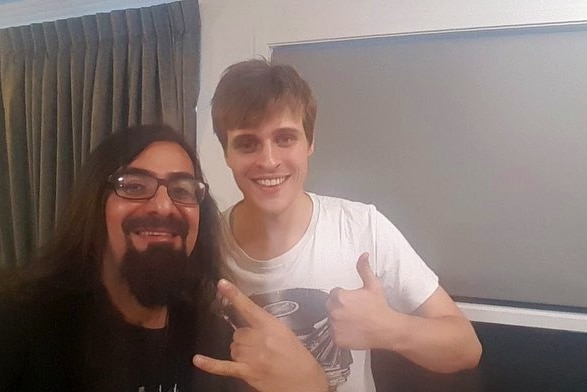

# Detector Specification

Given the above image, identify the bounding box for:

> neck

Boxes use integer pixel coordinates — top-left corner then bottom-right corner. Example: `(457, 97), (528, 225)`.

(101, 259), (168, 329)
(231, 192), (313, 260)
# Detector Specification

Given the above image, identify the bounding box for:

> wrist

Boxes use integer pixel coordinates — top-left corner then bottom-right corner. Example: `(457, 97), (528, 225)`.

(373, 308), (409, 351)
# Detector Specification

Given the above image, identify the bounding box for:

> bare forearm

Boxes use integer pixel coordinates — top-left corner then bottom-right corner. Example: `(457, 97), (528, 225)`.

(326, 263), (481, 373)
(376, 312), (482, 373)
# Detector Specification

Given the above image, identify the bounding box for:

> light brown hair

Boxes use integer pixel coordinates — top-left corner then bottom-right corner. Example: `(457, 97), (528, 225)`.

(211, 58), (317, 150)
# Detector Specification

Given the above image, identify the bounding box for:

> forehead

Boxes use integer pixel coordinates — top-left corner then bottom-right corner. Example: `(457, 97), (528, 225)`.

(229, 106), (304, 137)
(128, 141), (195, 177)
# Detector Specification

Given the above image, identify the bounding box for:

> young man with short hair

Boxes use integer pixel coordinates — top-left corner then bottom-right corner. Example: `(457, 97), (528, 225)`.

(202, 59), (482, 391)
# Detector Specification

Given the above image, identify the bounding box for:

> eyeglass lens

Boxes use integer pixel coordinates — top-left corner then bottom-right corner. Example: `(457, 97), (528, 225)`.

(113, 173), (205, 205)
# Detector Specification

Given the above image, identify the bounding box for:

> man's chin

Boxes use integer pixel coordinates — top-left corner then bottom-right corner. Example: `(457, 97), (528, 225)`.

(120, 243), (189, 308)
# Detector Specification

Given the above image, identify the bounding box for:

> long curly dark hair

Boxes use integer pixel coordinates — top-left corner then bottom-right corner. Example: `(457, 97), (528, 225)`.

(2, 124), (223, 316)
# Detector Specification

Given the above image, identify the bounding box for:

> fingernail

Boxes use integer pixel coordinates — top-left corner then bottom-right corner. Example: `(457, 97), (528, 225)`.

(193, 354), (207, 366)
(218, 279), (231, 289)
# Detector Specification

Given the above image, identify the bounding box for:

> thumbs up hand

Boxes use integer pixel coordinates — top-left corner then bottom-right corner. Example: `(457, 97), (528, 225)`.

(326, 252), (396, 350)
(193, 279), (328, 392)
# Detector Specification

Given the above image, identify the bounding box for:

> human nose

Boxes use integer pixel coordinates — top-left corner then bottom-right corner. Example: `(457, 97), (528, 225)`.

(144, 184), (177, 213)
(256, 142), (280, 169)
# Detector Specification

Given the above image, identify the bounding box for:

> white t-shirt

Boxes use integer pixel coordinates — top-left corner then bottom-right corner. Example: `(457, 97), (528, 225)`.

(222, 193), (439, 391)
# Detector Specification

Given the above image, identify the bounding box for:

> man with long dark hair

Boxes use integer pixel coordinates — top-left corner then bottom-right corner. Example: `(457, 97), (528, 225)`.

(0, 124), (228, 391)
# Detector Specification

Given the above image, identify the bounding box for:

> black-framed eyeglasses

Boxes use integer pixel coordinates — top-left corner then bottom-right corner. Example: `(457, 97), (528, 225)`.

(108, 172), (208, 206)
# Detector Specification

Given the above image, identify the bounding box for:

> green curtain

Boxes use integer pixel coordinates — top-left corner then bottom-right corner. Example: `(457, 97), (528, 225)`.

(0, 0), (200, 268)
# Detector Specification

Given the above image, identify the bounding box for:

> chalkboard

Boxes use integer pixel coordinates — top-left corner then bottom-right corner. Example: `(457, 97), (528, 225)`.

(272, 25), (587, 310)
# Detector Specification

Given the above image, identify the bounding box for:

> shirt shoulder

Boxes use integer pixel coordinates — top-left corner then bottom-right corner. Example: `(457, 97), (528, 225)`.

(310, 193), (378, 220)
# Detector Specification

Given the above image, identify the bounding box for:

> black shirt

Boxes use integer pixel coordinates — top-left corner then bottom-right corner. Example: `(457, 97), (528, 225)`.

(0, 285), (238, 391)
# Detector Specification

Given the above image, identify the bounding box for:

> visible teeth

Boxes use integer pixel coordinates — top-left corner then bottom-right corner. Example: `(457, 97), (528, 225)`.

(256, 177), (286, 187)
(138, 231), (173, 237)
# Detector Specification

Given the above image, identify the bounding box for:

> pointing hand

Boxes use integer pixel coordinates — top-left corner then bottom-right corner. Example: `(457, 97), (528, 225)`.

(193, 279), (328, 392)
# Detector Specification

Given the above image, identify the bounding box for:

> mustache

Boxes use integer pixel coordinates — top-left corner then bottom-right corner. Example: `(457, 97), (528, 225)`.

(121, 215), (189, 239)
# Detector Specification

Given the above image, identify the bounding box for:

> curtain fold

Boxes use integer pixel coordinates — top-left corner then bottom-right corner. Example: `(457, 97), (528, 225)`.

(0, 0), (200, 268)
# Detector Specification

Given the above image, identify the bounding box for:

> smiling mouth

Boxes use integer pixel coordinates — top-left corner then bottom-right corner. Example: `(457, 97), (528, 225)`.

(134, 230), (177, 237)
(122, 215), (188, 242)
(254, 176), (288, 187)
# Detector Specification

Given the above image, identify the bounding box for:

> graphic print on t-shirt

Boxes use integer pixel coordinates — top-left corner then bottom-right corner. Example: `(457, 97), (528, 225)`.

(223, 288), (353, 389)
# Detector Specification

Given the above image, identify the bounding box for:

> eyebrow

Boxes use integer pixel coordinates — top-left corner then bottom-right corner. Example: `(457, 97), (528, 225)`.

(230, 133), (258, 143)
(120, 167), (196, 180)
(230, 127), (303, 141)
(274, 127), (303, 134)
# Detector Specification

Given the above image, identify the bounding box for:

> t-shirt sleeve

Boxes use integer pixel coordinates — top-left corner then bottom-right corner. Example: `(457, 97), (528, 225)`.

(372, 208), (439, 314)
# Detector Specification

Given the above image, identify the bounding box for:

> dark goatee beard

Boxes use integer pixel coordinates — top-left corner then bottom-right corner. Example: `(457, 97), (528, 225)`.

(120, 240), (189, 308)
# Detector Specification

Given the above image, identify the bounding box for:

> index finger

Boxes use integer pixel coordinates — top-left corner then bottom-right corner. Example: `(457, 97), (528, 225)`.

(218, 279), (275, 327)
(193, 354), (248, 379)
